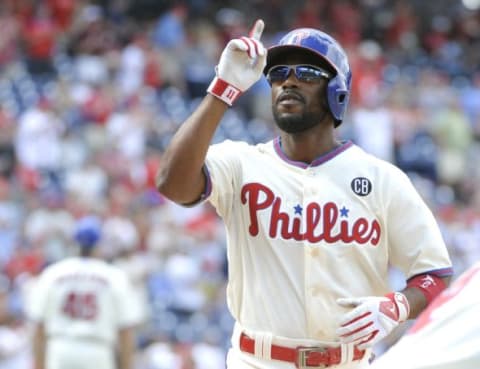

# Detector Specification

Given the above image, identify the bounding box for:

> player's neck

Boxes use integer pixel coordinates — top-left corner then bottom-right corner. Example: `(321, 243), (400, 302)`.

(279, 128), (340, 164)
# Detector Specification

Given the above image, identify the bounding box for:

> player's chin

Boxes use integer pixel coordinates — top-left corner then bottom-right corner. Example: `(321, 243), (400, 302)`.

(274, 114), (307, 133)
(273, 106), (304, 121)
(273, 108), (320, 133)
(274, 110), (303, 124)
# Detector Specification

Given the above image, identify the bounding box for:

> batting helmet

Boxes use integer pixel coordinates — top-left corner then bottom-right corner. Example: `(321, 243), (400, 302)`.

(265, 28), (352, 125)
(74, 215), (101, 249)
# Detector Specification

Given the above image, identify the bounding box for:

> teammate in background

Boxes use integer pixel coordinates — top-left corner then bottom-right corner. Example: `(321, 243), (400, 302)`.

(156, 19), (453, 368)
(27, 215), (142, 369)
(370, 261), (480, 369)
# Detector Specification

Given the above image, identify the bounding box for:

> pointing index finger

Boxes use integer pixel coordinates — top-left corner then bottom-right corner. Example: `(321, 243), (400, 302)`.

(248, 19), (265, 41)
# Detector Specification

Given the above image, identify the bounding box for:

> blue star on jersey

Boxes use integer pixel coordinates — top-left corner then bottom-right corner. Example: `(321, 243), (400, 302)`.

(294, 204), (303, 215)
(340, 206), (349, 217)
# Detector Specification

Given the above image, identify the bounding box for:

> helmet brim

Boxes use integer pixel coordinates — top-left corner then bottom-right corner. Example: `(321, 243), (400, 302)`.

(264, 45), (337, 76)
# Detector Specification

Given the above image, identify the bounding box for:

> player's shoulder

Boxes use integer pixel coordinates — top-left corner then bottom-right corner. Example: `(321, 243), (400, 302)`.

(211, 139), (269, 152)
(35, 258), (79, 284)
(40, 257), (76, 274)
(208, 139), (273, 161)
(43, 257), (124, 277)
(347, 144), (409, 179)
(87, 258), (127, 275)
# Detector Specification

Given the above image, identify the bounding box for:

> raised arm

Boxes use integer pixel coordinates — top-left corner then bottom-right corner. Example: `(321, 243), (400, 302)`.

(156, 19), (267, 205)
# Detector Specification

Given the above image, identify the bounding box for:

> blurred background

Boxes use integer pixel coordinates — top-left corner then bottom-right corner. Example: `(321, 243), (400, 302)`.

(1, 0), (480, 368)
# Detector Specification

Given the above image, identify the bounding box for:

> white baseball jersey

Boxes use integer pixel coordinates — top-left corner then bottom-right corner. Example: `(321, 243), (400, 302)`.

(370, 261), (480, 369)
(28, 257), (141, 344)
(204, 138), (453, 341)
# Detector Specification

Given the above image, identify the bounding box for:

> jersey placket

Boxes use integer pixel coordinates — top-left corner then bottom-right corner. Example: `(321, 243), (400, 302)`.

(303, 166), (320, 337)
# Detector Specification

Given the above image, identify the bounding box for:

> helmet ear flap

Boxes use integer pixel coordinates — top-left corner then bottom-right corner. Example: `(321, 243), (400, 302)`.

(326, 74), (350, 126)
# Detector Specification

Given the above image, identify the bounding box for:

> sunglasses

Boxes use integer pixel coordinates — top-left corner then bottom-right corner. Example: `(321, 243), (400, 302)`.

(266, 64), (332, 84)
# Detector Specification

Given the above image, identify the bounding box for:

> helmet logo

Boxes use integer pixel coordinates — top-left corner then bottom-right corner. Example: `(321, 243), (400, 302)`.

(291, 30), (310, 45)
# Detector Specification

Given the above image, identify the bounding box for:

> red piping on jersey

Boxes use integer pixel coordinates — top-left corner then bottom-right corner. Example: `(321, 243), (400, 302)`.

(273, 137), (354, 168)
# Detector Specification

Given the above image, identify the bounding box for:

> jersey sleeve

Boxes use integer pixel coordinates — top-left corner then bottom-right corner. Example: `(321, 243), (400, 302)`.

(25, 269), (53, 322)
(204, 140), (246, 218)
(113, 270), (143, 328)
(383, 168), (453, 278)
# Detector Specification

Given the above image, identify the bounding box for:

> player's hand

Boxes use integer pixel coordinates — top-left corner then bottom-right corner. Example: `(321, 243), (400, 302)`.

(335, 292), (410, 350)
(207, 19), (267, 106)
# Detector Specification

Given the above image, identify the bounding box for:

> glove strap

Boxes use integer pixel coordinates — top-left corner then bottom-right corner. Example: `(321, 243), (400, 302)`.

(386, 292), (410, 322)
(207, 77), (242, 106)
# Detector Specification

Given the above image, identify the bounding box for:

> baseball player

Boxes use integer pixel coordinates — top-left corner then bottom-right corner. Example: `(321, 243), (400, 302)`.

(370, 261), (480, 369)
(156, 19), (453, 368)
(27, 215), (142, 369)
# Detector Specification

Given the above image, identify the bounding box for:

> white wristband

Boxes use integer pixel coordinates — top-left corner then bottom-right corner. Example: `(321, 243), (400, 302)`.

(207, 77), (242, 106)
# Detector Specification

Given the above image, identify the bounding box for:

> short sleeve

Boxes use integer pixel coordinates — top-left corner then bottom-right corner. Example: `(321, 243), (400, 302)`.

(113, 271), (143, 327)
(385, 169), (452, 277)
(25, 271), (52, 322)
(204, 140), (246, 218)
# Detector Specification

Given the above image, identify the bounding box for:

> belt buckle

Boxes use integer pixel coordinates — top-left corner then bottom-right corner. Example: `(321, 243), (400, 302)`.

(295, 346), (328, 369)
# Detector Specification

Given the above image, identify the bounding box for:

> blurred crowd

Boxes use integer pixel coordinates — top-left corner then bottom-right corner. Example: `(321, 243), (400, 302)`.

(1, 0), (480, 368)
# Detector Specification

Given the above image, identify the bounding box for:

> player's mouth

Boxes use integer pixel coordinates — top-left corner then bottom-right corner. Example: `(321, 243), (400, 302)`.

(276, 91), (305, 107)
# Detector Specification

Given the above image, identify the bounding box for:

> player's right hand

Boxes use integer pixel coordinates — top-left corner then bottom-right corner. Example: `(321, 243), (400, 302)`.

(207, 19), (267, 106)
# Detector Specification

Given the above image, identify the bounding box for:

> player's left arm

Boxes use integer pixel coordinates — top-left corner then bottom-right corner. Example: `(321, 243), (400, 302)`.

(336, 166), (453, 349)
(32, 322), (46, 369)
(335, 277), (449, 351)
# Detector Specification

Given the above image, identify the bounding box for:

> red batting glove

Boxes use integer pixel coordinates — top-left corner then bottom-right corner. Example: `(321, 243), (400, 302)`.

(336, 292), (410, 350)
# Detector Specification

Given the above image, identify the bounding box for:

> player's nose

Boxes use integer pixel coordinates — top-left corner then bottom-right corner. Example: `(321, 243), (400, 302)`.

(281, 69), (300, 86)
